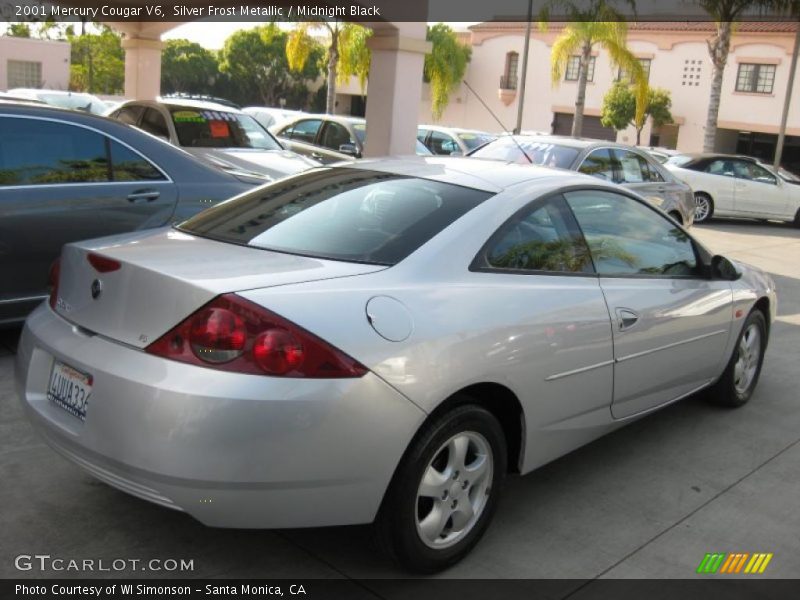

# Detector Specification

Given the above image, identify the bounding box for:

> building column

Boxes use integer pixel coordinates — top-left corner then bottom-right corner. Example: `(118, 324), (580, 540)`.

(363, 25), (431, 157)
(121, 37), (163, 100)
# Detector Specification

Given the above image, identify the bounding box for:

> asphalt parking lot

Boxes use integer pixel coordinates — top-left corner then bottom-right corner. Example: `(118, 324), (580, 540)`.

(1, 219), (799, 584)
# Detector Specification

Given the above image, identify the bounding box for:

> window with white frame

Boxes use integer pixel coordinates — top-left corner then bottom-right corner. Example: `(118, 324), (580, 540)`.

(617, 58), (651, 83)
(7, 60), (42, 88)
(565, 56), (596, 82)
(735, 63), (776, 94)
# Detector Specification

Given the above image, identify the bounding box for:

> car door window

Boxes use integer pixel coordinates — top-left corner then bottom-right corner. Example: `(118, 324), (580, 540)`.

(613, 149), (650, 183)
(108, 140), (166, 182)
(578, 148), (619, 182)
(706, 159), (736, 177)
(428, 131), (460, 155)
(475, 195), (594, 274)
(319, 121), (354, 151)
(139, 108), (170, 139)
(565, 190), (698, 277)
(285, 119), (322, 144)
(0, 116), (109, 185)
(734, 161), (777, 185)
(114, 106), (144, 125)
(417, 128), (430, 144)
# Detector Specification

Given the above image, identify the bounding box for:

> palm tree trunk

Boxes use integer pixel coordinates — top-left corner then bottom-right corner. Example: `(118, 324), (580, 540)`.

(571, 40), (592, 138)
(326, 32), (339, 115)
(703, 21), (732, 153)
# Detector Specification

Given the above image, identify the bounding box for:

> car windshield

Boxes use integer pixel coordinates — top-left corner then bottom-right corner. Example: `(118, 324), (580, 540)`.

(170, 108), (281, 150)
(179, 168), (491, 265)
(470, 137), (580, 168)
(38, 93), (108, 115)
(456, 132), (497, 151)
(666, 155), (693, 167)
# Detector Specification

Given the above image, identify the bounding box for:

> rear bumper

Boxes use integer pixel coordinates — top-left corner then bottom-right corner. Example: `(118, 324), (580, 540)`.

(15, 304), (425, 528)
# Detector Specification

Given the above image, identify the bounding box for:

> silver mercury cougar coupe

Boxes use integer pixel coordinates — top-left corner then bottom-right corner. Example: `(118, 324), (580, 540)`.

(16, 157), (776, 572)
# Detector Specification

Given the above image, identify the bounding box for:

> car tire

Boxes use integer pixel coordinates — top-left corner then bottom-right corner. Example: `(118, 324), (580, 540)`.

(694, 193), (714, 223)
(793, 208), (800, 228)
(375, 403), (507, 573)
(707, 310), (767, 408)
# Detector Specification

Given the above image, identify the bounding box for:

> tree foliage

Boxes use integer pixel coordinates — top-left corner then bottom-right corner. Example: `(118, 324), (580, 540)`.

(5, 23), (32, 37)
(161, 39), (219, 95)
(286, 21), (371, 114)
(601, 81), (673, 144)
(425, 24), (471, 121)
(68, 27), (124, 94)
(220, 23), (322, 108)
(542, 1), (645, 137)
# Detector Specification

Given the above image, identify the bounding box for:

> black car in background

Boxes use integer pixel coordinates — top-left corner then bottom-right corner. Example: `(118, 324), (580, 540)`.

(0, 101), (255, 325)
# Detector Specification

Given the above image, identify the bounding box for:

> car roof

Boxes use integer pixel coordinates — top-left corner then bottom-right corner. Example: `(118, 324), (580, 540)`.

(671, 152), (760, 162)
(125, 98), (246, 113)
(419, 124), (494, 135)
(342, 156), (601, 192)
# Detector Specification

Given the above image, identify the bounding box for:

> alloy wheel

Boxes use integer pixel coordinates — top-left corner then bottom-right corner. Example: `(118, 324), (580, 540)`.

(694, 194), (711, 222)
(734, 323), (761, 395)
(415, 431), (493, 549)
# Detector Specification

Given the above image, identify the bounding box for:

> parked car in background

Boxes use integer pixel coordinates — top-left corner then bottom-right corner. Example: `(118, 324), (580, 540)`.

(244, 106), (306, 130)
(644, 147), (682, 164)
(17, 157), (775, 573)
(107, 99), (318, 182)
(271, 114), (432, 163)
(665, 154), (800, 225)
(162, 93), (241, 110)
(470, 135), (695, 227)
(7, 89), (108, 115)
(0, 101), (254, 325)
(417, 125), (496, 156)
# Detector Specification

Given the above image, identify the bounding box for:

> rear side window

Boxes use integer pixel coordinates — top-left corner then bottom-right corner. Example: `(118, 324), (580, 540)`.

(282, 119), (322, 144)
(579, 148), (619, 182)
(140, 108), (170, 139)
(180, 168), (492, 265)
(114, 106), (143, 125)
(0, 117), (109, 185)
(109, 141), (165, 181)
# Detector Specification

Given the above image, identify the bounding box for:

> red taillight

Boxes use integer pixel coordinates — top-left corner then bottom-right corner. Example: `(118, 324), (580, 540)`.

(189, 307), (246, 363)
(146, 294), (368, 378)
(87, 253), (121, 273)
(253, 328), (304, 375)
(48, 258), (61, 310)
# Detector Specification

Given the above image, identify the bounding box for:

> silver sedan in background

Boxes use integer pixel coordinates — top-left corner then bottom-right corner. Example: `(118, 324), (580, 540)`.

(469, 135), (696, 227)
(16, 158), (775, 573)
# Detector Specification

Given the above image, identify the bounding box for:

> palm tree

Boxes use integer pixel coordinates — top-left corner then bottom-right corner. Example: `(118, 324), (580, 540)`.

(700, 0), (793, 152)
(286, 22), (371, 115)
(548, 20), (645, 138)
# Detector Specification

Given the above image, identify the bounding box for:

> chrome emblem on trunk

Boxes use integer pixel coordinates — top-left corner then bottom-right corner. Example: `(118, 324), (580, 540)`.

(90, 279), (103, 300)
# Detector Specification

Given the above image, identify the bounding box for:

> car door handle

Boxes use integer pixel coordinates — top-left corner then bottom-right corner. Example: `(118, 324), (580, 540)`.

(127, 190), (160, 203)
(310, 152), (324, 160)
(657, 186), (666, 192)
(615, 308), (640, 331)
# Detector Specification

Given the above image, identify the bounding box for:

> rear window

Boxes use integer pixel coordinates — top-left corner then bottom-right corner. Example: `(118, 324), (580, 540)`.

(471, 137), (579, 169)
(170, 108), (281, 150)
(457, 132), (496, 151)
(179, 168), (492, 265)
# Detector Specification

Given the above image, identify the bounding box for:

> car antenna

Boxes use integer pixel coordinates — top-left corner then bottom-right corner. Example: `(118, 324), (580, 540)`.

(462, 79), (532, 164)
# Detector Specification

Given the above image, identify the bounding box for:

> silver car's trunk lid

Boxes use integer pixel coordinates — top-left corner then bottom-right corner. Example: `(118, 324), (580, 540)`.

(55, 228), (385, 348)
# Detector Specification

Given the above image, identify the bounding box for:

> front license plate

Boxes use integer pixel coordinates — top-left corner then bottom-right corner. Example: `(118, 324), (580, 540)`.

(47, 361), (92, 422)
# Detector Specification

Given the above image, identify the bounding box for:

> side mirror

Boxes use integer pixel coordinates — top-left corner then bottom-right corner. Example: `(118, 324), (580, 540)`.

(711, 255), (742, 281)
(338, 143), (360, 158)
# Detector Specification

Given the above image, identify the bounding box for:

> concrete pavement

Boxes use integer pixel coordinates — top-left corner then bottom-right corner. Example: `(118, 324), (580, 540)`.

(1, 219), (798, 583)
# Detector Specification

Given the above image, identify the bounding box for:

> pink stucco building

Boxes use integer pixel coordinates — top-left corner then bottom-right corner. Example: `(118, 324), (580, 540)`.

(0, 36), (70, 91)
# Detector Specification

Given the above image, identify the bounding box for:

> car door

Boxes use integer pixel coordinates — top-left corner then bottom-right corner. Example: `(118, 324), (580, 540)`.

(699, 159), (737, 214)
(612, 148), (679, 211)
(471, 193), (614, 467)
(731, 160), (789, 218)
(273, 118), (331, 161)
(317, 121), (359, 161)
(564, 189), (733, 419)
(0, 115), (178, 320)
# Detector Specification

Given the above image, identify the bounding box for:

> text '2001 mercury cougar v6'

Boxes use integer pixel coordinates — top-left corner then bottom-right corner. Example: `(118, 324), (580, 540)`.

(16, 157), (776, 572)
